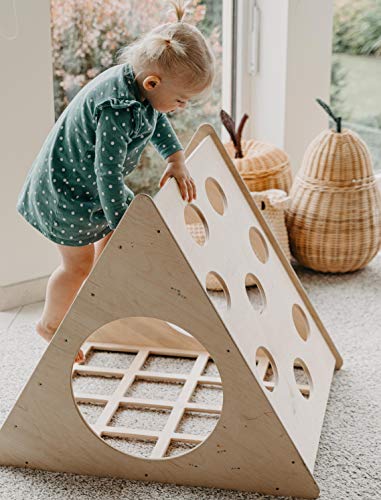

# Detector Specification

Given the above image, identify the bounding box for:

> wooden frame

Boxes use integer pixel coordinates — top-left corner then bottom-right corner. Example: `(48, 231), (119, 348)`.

(73, 340), (222, 457)
(0, 124), (342, 498)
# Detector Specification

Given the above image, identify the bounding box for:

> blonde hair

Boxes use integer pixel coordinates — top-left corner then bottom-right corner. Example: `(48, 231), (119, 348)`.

(116, 0), (215, 100)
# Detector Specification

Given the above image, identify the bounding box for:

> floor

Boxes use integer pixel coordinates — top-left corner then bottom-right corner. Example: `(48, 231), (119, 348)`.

(0, 256), (380, 499)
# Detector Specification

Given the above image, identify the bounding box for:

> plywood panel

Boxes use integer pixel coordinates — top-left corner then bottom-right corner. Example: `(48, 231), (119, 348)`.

(0, 125), (342, 498)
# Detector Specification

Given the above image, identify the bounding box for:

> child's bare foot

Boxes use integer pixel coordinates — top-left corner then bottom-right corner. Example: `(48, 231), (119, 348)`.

(75, 349), (85, 364)
(36, 319), (56, 342)
(36, 320), (85, 364)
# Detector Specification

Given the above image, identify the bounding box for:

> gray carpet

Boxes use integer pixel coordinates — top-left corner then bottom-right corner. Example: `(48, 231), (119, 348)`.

(0, 255), (380, 500)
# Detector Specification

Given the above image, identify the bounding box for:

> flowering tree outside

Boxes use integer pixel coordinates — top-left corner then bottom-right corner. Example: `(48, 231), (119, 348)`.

(50, 0), (222, 196)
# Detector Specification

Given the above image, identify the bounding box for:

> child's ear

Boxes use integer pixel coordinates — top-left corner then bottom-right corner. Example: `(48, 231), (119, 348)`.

(143, 75), (161, 91)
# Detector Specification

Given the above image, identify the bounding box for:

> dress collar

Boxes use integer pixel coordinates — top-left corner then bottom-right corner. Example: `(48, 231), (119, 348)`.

(123, 63), (150, 107)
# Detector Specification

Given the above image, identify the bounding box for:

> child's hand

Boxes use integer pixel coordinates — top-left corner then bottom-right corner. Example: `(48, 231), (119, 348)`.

(158, 154), (197, 203)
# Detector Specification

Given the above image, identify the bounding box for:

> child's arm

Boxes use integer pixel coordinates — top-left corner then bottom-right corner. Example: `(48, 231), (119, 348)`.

(150, 112), (183, 159)
(94, 106), (134, 230)
(159, 149), (196, 202)
(150, 113), (196, 202)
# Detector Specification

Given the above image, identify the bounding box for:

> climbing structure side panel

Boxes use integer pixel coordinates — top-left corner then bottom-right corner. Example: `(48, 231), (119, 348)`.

(154, 124), (342, 470)
(0, 124), (341, 499)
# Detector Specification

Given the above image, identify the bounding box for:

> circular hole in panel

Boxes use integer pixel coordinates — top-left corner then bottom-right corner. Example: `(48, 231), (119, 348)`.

(292, 304), (310, 341)
(255, 347), (278, 392)
(245, 273), (266, 313)
(71, 317), (223, 460)
(205, 177), (227, 215)
(206, 272), (231, 312)
(184, 204), (209, 246)
(293, 358), (312, 399)
(249, 227), (269, 264)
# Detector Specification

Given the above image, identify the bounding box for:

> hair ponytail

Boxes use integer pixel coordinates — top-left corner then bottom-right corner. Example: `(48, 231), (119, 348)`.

(116, 0), (215, 95)
(169, 0), (189, 22)
(143, 33), (186, 61)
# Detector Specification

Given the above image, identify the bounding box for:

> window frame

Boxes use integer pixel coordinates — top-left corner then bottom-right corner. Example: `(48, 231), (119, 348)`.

(228, 0), (335, 175)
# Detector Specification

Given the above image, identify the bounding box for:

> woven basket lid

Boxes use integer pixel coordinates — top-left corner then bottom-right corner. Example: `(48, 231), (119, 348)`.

(251, 188), (290, 209)
(301, 128), (374, 183)
(224, 139), (289, 177)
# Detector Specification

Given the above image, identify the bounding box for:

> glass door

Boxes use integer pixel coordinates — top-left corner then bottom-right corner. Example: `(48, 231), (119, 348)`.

(331, 0), (381, 173)
(50, 0), (228, 196)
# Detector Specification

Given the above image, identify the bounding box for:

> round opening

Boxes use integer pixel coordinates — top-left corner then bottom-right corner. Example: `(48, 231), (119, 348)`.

(205, 271), (231, 312)
(293, 358), (312, 399)
(245, 273), (266, 313)
(184, 204), (209, 246)
(205, 177), (227, 215)
(71, 317), (223, 460)
(292, 304), (310, 341)
(255, 347), (278, 392)
(249, 227), (269, 264)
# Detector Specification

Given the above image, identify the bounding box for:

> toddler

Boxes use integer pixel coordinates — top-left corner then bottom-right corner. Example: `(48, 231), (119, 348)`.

(16, 0), (215, 363)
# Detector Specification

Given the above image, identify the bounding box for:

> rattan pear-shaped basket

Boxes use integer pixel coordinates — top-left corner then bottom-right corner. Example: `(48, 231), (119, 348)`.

(220, 110), (293, 193)
(224, 139), (292, 193)
(286, 100), (381, 273)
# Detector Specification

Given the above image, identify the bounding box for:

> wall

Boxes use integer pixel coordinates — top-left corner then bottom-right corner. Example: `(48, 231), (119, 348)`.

(284, 0), (335, 173)
(0, 0), (59, 310)
(235, 0), (334, 174)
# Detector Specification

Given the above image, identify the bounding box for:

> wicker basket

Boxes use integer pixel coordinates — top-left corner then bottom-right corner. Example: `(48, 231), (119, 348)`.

(251, 189), (292, 261)
(187, 189), (292, 291)
(286, 128), (381, 273)
(224, 139), (293, 193)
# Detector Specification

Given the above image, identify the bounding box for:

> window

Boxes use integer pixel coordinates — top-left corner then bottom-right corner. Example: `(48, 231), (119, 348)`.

(50, 0), (225, 197)
(331, 0), (381, 173)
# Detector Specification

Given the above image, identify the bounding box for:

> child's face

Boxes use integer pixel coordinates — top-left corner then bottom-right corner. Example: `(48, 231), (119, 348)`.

(139, 72), (202, 113)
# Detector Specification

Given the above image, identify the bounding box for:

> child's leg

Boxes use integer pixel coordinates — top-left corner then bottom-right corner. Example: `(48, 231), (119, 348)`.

(36, 242), (95, 362)
(92, 231), (114, 269)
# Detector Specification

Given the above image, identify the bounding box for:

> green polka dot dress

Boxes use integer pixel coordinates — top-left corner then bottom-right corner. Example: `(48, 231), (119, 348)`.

(16, 63), (183, 246)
